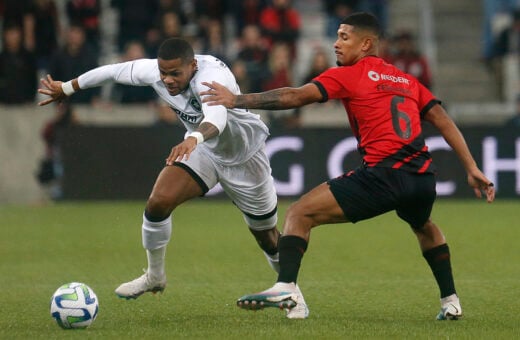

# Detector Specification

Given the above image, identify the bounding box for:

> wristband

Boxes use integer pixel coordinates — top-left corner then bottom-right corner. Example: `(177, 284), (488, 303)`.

(61, 81), (76, 96)
(188, 131), (204, 144)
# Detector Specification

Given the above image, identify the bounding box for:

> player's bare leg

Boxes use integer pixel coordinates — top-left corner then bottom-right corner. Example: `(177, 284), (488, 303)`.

(414, 220), (462, 320)
(115, 165), (203, 299)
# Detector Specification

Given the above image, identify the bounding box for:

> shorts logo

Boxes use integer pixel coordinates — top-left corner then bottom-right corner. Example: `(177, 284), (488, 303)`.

(189, 97), (202, 112)
(368, 71), (380, 81)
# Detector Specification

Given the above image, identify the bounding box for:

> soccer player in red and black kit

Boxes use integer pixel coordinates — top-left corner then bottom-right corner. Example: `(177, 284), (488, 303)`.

(201, 12), (495, 320)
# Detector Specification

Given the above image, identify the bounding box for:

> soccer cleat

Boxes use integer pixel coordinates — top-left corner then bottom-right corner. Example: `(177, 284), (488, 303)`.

(285, 284), (309, 319)
(115, 271), (166, 299)
(237, 282), (298, 311)
(436, 294), (462, 320)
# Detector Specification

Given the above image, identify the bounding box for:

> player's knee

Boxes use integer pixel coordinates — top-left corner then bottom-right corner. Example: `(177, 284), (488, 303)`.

(145, 193), (174, 221)
(285, 201), (310, 223)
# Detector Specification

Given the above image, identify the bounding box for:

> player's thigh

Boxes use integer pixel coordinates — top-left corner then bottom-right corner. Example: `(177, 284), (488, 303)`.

(218, 148), (277, 217)
(150, 148), (219, 206)
(149, 165), (203, 207)
(286, 182), (348, 227)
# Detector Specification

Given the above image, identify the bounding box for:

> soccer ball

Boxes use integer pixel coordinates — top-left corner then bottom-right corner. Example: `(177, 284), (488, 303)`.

(50, 282), (99, 329)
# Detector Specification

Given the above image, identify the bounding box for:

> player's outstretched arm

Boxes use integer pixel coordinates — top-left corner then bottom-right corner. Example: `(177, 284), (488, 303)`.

(38, 75), (79, 106)
(201, 82), (323, 110)
(424, 104), (495, 203)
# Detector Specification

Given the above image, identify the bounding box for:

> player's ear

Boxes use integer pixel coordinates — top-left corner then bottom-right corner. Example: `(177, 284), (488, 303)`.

(361, 36), (375, 53)
(190, 59), (198, 72)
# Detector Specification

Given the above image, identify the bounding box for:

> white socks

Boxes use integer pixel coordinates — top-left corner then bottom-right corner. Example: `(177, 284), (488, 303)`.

(264, 251), (280, 273)
(142, 214), (172, 280)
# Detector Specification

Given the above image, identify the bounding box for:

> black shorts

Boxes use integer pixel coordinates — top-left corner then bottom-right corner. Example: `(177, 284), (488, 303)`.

(327, 166), (436, 229)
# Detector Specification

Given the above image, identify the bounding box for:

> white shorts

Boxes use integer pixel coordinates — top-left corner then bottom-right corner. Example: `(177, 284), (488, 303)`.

(177, 146), (277, 218)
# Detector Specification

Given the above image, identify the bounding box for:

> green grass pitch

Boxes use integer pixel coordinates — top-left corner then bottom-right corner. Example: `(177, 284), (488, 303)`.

(0, 199), (518, 339)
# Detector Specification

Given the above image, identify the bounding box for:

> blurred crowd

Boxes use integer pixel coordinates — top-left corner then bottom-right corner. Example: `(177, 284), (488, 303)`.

(0, 0), (518, 121)
(0, 0), (384, 126)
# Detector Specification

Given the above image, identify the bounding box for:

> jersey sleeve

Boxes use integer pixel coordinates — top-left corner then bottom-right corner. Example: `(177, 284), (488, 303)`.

(77, 59), (159, 89)
(195, 66), (236, 134)
(312, 66), (362, 101)
(416, 81), (440, 118)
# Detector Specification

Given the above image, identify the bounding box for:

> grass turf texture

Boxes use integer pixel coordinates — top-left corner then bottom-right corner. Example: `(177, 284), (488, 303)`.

(0, 199), (518, 339)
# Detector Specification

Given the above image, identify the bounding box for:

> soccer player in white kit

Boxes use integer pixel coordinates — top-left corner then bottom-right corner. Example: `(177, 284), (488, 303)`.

(38, 38), (308, 318)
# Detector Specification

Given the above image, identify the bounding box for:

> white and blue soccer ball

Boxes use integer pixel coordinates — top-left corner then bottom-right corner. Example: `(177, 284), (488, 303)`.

(50, 282), (99, 329)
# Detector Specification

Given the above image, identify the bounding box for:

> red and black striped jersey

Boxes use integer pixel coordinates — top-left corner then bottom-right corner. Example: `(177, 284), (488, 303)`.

(312, 56), (438, 173)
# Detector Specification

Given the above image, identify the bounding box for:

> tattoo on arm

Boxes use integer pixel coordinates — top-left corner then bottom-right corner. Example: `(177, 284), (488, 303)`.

(236, 89), (293, 110)
(197, 122), (220, 140)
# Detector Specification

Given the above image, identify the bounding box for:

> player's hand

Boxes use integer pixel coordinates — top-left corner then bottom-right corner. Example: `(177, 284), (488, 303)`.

(165, 137), (198, 165)
(467, 169), (495, 203)
(200, 81), (236, 108)
(38, 74), (67, 106)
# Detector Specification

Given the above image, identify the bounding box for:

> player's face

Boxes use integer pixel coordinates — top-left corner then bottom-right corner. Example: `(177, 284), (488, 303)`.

(334, 24), (369, 66)
(158, 57), (197, 96)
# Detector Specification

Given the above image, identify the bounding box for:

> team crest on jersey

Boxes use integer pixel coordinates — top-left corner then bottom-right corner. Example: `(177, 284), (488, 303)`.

(189, 97), (202, 112)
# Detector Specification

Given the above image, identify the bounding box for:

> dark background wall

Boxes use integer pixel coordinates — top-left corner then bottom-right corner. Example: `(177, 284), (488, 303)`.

(59, 124), (520, 200)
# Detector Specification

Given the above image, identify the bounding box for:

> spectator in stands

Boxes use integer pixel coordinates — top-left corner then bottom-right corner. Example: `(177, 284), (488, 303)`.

(37, 101), (79, 200)
(110, 41), (158, 104)
(231, 59), (252, 93)
(25, 0), (60, 71)
(193, 0), (228, 29)
(1, 0), (33, 39)
(259, 0), (301, 60)
(47, 23), (100, 104)
(110, 0), (159, 53)
(322, 0), (358, 39)
(200, 19), (229, 64)
(66, 0), (102, 55)
(482, 0), (518, 64)
(157, 0), (188, 26)
(388, 30), (433, 90)
(0, 24), (37, 104)
(145, 10), (184, 57)
(235, 24), (270, 92)
(301, 47), (331, 85)
(230, 0), (267, 36)
(492, 9), (520, 101)
(262, 43), (300, 129)
(300, 46), (337, 110)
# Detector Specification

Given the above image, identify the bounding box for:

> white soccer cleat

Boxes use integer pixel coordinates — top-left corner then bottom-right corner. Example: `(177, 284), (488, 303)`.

(436, 294), (462, 320)
(237, 282), (298, 310)
(285, 284), (309, 319)
(115, 271), (166, 299)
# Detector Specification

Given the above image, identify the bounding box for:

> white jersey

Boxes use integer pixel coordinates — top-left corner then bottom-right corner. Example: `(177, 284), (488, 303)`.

(77, 55), (269, 165)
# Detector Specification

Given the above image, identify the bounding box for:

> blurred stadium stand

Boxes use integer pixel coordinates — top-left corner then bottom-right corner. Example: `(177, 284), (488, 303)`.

(1, 0), (519, 204)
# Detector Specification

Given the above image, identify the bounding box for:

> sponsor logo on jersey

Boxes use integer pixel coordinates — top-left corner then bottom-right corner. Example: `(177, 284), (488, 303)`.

(368, 70), (410, 85)
(171, 107), (201, 123)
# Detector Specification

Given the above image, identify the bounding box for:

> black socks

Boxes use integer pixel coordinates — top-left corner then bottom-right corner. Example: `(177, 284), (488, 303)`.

(423, 243), (456, 298)
(277, 235), (308, 283)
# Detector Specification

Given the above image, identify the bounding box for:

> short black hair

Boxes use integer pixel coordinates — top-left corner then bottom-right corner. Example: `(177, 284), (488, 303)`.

(341, 12), (382, 37)
(158, 38), (195, 63)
